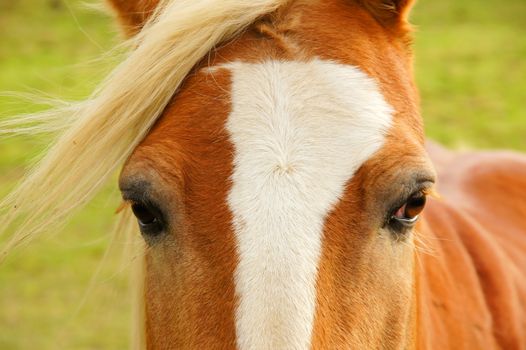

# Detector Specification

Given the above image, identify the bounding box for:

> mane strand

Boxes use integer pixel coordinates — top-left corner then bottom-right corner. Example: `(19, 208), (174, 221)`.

(0, 0), (289, 261)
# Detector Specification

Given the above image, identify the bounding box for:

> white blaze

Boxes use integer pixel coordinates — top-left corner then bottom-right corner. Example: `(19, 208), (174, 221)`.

(224, 59), (393, 350)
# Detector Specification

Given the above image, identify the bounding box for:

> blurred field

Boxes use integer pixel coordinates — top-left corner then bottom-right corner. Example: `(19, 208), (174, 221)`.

(0, 0), (525, 348)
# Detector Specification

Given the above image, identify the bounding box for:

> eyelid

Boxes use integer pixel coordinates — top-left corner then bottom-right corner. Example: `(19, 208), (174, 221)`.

(120, 192), (166, 224)
(391, 183), (431, 213)
(393, 215), (420, 226)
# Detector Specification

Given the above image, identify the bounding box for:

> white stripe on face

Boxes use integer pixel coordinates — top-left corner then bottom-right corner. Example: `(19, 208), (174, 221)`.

(224, 59), (393, 350)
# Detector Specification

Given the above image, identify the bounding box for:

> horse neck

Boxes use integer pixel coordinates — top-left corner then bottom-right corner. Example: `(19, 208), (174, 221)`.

(415, 205), (501, 349)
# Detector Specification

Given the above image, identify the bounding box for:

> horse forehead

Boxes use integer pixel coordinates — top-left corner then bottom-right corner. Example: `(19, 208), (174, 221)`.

(220, 58), (394, 182)
(220, 59), (394, 349)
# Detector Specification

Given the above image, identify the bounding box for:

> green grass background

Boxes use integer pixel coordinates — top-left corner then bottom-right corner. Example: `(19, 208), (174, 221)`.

(0, 0), (525, 348)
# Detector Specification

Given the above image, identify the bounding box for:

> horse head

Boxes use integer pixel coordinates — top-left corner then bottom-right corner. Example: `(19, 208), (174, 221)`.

(113, 0), (435, 347)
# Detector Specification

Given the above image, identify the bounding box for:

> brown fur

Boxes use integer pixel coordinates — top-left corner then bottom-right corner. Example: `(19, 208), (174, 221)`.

(112, 0), (526, 348)
(106, 0), (160, 36)
(121, 71), (238, 348)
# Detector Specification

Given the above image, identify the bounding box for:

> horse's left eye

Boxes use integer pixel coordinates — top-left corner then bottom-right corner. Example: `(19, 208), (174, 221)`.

(391, 191), (427, 227)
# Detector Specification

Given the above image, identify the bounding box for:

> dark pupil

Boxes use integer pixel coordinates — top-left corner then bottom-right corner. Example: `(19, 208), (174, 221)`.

(404, 193), (426, 218)
(131, 203), (157, 225)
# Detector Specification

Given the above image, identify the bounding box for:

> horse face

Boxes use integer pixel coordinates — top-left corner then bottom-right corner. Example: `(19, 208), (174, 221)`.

(118, 0), (435, 347)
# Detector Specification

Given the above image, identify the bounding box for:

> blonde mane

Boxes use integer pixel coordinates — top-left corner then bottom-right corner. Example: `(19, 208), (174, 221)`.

(0, 0), (289, 262)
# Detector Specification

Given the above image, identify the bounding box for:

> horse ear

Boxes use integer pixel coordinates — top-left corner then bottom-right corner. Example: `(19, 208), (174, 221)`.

(106, 0), (161, 36)
(357, 0), (415, 25)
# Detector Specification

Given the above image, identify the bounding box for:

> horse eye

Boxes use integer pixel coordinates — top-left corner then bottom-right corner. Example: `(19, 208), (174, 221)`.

(131, 202), (164, 236)
(391, 191), (427, 226)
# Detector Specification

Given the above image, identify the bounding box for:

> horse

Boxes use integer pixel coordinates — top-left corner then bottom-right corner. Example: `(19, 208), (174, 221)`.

(1, 0), (525, 348)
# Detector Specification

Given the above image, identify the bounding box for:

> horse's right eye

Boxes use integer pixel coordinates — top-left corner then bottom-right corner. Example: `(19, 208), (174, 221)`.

(131, 202), (164, 236)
